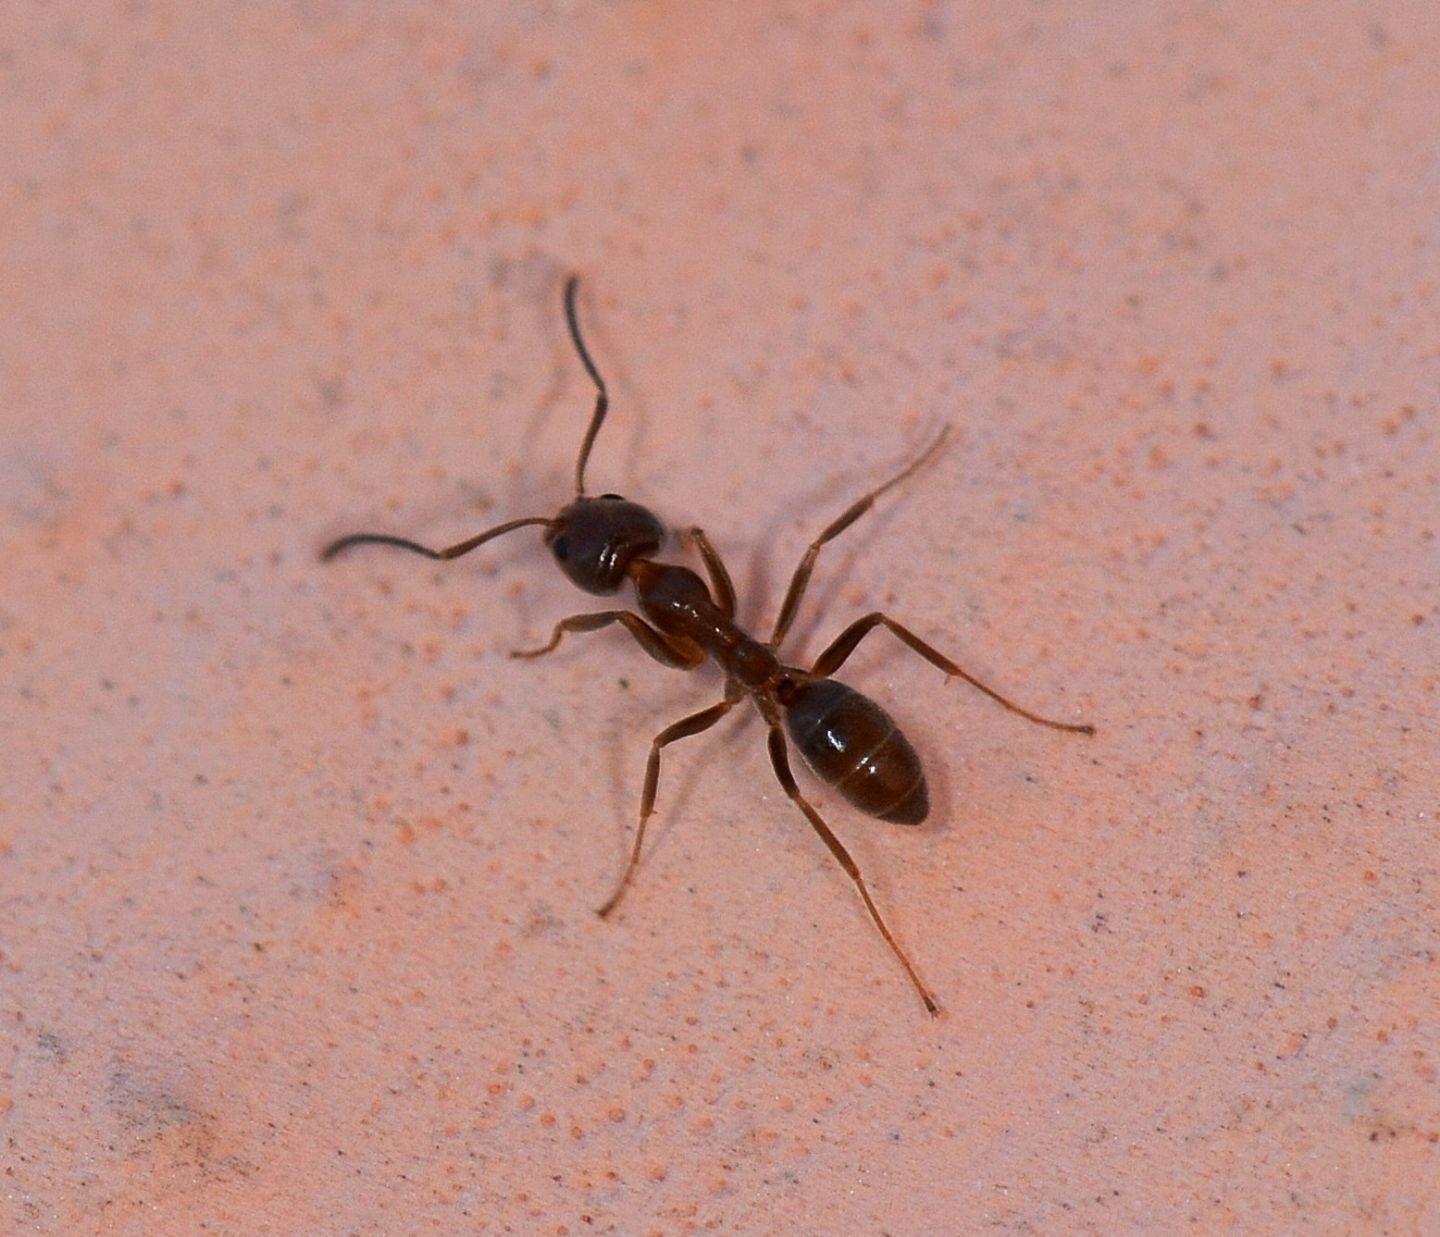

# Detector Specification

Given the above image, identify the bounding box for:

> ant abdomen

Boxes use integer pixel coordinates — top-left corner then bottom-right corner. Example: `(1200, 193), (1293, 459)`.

(781, 677), (929, 825)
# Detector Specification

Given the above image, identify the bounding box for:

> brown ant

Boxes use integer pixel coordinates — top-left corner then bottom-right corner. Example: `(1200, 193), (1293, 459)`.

(322, 276), (1094, 1015)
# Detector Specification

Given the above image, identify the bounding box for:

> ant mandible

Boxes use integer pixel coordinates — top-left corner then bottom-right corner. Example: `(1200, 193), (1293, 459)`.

(322, 275), (1094, 1016)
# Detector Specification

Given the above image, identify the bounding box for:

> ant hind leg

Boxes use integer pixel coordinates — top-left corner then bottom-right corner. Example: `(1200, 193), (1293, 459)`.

(810, 612), (1093, 735)
(764, 723), (940, 1016)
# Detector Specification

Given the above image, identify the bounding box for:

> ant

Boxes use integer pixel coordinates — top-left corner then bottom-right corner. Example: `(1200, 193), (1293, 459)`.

(322, 276), (1094, 1015)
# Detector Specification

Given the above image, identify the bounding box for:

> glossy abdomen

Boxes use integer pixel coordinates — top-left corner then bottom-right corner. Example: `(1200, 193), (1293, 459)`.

(782, 678), (929, 824)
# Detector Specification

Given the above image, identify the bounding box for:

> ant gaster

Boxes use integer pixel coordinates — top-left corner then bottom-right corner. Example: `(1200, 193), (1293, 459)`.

(322, 276), (1094, 1016)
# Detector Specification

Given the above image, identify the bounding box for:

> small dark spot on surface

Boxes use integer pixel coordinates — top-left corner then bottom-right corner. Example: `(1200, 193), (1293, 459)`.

(317, 378), (347, 409)
(36, 1031), (69, 1063)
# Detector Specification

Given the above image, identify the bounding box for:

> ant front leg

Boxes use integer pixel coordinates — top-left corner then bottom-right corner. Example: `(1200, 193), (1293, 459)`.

(597, 690), (741, 918)
(511, 611), (703, 670)
(764, 723), (940, 1016)
(811, 612), (1094, 735)
(686, 528), (736, 619)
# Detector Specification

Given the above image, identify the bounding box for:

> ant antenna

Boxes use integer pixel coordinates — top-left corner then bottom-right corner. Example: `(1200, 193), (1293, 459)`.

(564, 275), (609, 497)
(320, 277), (611, 566)
(883, 424), (951, 494)
(320, 516), (554, 564)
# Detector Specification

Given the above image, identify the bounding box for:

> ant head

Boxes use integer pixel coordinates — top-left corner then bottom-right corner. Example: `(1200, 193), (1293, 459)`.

(545, 494), (664, 594)
(538, 278), (663, 593)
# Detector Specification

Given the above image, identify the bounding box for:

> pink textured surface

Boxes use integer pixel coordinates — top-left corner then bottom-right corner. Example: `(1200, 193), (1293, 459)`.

(4, 3), (1438, 1232)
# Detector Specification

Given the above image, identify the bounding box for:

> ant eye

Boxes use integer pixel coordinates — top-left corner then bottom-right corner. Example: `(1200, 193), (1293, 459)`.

(552, 535), (569, 561)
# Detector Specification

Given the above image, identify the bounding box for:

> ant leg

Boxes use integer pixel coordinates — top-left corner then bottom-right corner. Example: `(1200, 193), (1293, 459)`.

(811, 612), (1094, 735)
(687, 527), (736, 619)
(765, 723), (940, 1016)
(769, 428), (951, 648)
(321, 516), (554, 563)
(597, 692), (741, 918)
(510, 610), (704, 669)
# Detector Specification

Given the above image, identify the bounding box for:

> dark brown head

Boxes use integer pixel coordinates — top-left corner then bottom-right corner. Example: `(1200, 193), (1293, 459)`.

(545, 494), (664, 594)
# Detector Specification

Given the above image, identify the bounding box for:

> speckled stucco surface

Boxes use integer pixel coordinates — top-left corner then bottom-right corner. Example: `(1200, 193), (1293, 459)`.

(3, 3), (1438, 1233)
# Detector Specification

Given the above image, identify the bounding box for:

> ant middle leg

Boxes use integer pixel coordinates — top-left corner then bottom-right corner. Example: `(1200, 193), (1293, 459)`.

(811, 612), (1094, 735)
(769, 428), (951, 648)
(764, 723), (940, 1016)
(597, 691), (741, 918)
(511, 611), (703, 669)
